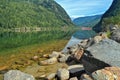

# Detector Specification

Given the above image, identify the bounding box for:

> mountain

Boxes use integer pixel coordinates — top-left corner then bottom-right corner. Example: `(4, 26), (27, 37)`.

(73, 15), (102, 27)
(93, 0), (120, 32)
(0, 0), (73, 29)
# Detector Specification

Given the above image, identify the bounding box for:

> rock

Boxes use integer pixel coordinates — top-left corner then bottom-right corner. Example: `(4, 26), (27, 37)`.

(80, 74), (93, 80)
(82, 39), (120, 74)
(58, 54), (71, 63)
(0, 66), (9, 71)
(43, 54), (49, 58)
(47, 73), (56, 80)
(92, 67), (120, 80)
(31, 56), (39, 61)
(78, 39), (89, 48)
(93, 36), (102, 43)
(67, 44), (79, 55)
(35, 75), (46, 80)
(68, 65), (85, 78)
(59, 53), (66, 58)
(84, 38), (94, 48)
(49, 51), (62, 58)
(4, 70), (35, 80)
(40, 74), (46, 78)
(69, 77), (78, 80)
(73, 47), (84, 60)
(109, 24), (119, 31)
(68, 65), (83, 70)
(62, 36), (81, 53)
(110, 29), (120, 43)
(84, 32), (108, 48)
(57, 68), (69, 80)
(0, 66), (9, 74)
(39, 57), (57, 65)
(99, 32), (108, 39)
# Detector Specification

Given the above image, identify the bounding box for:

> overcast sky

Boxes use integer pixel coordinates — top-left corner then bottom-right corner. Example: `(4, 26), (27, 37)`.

(55, 0), (113, 18)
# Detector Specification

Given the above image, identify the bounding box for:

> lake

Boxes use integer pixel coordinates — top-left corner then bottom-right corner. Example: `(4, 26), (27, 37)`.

(62, 30), (96, 53)
(0, 29), (74, 55)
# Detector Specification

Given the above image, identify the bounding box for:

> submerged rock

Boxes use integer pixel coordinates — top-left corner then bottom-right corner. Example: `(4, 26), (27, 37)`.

(39, 57), (57, 65)
(4, 70), (35, 80)
(31, 56), (39, 61)
(47, 73), (56, 80)
(49, 51), (62, 58)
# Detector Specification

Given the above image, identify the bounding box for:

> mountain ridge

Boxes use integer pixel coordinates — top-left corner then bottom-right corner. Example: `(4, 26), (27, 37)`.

(73, 14), (102, 27)
(0, 0), (73, 29)
(93, 0), (120, 32)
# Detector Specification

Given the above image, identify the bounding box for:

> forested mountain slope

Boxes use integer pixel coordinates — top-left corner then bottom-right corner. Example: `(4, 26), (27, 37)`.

(0, 0), (73, 28)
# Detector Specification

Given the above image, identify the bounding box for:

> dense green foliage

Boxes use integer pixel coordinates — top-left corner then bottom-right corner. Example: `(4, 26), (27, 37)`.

(0, 0), (73, 28)
(101, 0), (120, 29)
(73, 15), (102, 27)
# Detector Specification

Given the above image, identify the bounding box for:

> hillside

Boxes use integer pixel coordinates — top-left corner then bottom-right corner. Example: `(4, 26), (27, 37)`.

(0, 0), (73, 29)
(73, 15), (102, 27)
(93, 0), (120, 32)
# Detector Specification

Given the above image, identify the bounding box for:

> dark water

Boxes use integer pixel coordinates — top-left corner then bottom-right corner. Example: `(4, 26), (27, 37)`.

(73, 30), (96, 39)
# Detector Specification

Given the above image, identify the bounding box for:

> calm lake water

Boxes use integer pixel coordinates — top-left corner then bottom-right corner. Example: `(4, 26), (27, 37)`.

(62, 30), (96, 52)
(0, 30), (73, 54)
(0, 29), (96, 54)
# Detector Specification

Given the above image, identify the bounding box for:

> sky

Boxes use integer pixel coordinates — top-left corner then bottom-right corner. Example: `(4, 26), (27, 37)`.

(55, 0), (113, 18)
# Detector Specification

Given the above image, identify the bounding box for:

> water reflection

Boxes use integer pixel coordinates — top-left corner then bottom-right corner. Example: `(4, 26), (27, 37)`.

(62, 30), (96, 53)
(0, 30), (71, 52)
(73, 30), (96, 39)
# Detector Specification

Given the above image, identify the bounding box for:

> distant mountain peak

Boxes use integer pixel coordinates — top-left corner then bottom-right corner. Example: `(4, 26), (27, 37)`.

(73, 14), (102, 27)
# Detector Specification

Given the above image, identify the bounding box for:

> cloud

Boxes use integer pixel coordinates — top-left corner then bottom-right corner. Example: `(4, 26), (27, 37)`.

(55, 0), (113, 17)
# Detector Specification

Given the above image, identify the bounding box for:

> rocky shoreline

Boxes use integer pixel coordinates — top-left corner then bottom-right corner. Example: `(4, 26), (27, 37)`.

(1, 26), (120, 80)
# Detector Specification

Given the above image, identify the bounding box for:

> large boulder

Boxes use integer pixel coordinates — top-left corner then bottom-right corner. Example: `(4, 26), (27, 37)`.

(92, 67), (120, 80)
(82, 39), (120, 74)
(4, 70), (35, 80)
(110, 29), (120, 43)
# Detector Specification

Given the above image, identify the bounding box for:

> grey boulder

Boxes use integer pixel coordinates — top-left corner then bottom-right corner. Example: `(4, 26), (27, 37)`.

(82, 39), (120, 74)
(4, 70), (35, 80)
(110, 29), (120, 43)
